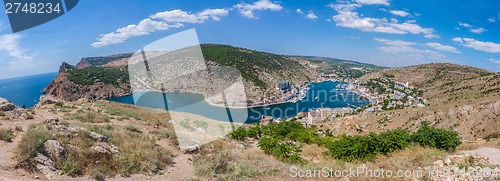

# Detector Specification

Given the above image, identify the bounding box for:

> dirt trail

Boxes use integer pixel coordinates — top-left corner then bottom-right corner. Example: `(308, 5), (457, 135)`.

(461, 147), (500, 165)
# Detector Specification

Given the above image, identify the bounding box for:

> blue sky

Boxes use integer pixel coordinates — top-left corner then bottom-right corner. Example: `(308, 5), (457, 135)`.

(0, 0), (499, 79)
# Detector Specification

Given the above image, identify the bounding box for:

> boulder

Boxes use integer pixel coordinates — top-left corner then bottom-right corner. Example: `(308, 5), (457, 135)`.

(0, 97), (17, 111)
(89, 131), (108, 142)
(43, 140), (65, 161)
(90, 142), (119, 154)
(34, 153), (58, 179)
(11, 108), (30, 119)
(45, 117), (60, 125)
(39, 95), (63, 104)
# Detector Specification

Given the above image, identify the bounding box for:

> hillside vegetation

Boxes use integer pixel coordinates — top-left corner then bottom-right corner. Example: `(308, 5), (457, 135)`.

(45, 44), (317, 101)
(326, 63), (500, 140)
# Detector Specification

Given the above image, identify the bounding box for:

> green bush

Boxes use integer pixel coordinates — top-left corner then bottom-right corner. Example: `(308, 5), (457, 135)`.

(228, 127), (247, 141)
(258, 136), (279, 154)
(0, 128), (14, 142)
(375, 129), (412, 153)
(412, 121), (461, 151)
(271, 142), (303, 164)
(327, 134), (379, 161)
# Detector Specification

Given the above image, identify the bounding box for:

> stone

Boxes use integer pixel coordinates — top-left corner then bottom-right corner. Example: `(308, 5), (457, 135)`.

(89, 131), (108, 142)
(45, 117), (60, 125)
(444, 157), (452, 165)
(183, 143), (201, 153)
(34, 153), (58, 179)
(433, 160), (444, 167)
(39, 95), (63, 105)
(43, 140), (65, 161)
(34, 153), (54, 166)
(90, 142), (119, 154)
(0, 97), (16, 111)
(11, 108), (30, 119)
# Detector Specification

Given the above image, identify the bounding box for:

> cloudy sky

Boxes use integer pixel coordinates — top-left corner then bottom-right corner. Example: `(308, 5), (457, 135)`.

(0, 0), (500, 79)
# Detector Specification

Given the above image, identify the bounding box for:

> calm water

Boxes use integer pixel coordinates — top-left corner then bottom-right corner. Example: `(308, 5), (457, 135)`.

(109, 81), (369, 124)
(0, 72), (58, 108)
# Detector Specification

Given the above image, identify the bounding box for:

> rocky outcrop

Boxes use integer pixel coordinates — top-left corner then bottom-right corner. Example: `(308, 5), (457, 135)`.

(58, 62), (74, 73)
(43, 140), (65, 161)
(0, 97), (17, 111)
(90, 142), (119, 155)
(34, 153), (59, 179)
(11, 108), (30, 119)
(89, 132), (108, 142)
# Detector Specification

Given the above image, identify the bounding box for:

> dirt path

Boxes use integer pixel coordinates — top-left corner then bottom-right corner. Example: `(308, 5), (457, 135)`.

(461, 147), (500, 165)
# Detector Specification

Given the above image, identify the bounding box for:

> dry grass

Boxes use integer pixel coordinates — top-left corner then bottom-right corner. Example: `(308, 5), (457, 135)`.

(0, 128), (14, 142)
(16, 127), (52, 171)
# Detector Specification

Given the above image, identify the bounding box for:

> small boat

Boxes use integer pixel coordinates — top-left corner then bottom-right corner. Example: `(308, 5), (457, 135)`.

(314, 96), (319, 100)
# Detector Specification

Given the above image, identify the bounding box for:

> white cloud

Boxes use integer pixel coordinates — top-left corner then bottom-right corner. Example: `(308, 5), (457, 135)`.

(488, 58), (500, 64)
(330, 3), (439, 38)
(234, 0), (282, 19)
(296, 8), (318, 20)
(425, 42), (461, 53)
(389, 10), (410, 17)
(0, 34), (31, 61)
(458, 22), (472, 28)
(374, 38), (453, 62)
(150, 9), (229, 23)
(198, 9), (230, 21)
(91, 19), (177, 48)
(453, 37), (500, 53)
(306, 11), (318, 20)
(487, 17), (496, 22)
(374, 38), (415, 47)
(470, 27), (486, 34)
(458, 22), (487, 34)
(0, 34), (35, 70)
(354, 0), (389, 6)
(92, 8), (229, 47)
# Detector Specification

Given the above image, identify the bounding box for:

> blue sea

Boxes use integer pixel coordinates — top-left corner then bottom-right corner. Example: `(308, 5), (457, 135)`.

(110, 81), (369, 124)
(0, 72), (58, 108)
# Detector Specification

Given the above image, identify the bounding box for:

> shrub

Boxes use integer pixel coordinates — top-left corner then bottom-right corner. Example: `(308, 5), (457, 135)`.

(0, 128), (14, 142)
(412, 121), (461, 151)
(327, 134), (379, 161)
(124, 125), (141, 133)
(228, 127), (247, 141)
(258, 136), (279, 154)
(193, 150), (235, 177)
(271, 142), (303, 164)
(179, 119), (192, 129)
(55, 102), (64, 107)
(0, 111), (5, 116)
(16, 128), (52, 169)
(375, 129), (412, 153)
(15, 126), (23, 132)
(193, 120), (209, 130)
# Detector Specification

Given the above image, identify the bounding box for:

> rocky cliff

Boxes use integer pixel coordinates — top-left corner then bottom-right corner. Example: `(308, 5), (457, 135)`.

(43, 44), (317, 101)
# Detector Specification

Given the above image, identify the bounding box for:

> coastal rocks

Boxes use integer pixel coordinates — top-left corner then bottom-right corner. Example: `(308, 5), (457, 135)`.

(90, 142), (119, 155)
(43, 140), (65, 161)
(0, 97), (17, 111)
(89, 131), (108, 142)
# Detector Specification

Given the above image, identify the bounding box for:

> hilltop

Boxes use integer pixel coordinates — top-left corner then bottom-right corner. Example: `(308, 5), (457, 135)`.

(324, 63), (500, 140)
